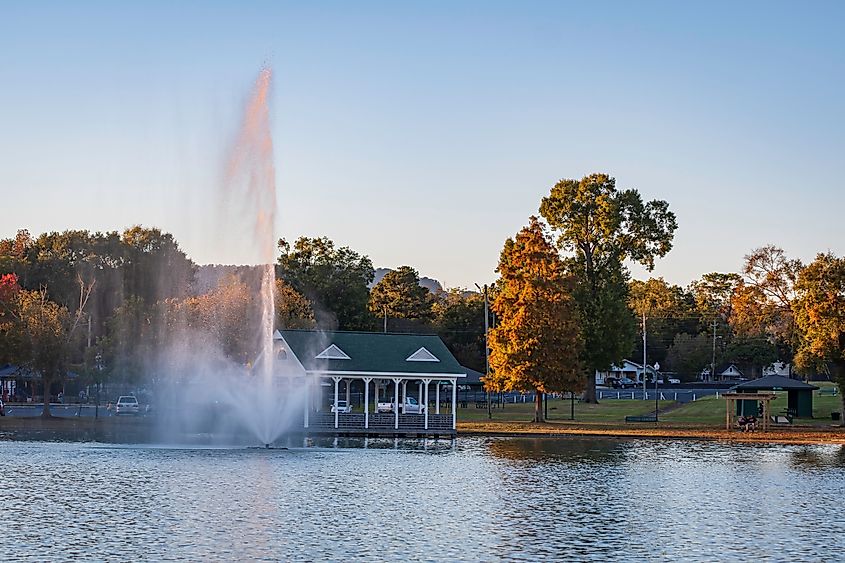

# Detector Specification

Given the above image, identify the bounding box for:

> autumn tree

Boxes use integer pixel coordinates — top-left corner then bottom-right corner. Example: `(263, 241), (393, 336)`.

(277, 237), (374, 330)
(275, 279), (315, 329)
(368, 266), (434, 323)
(741, 245), (803, 367)
(540, 173), (677, 402)
(487, 217), (584, 423)
(792, 253), (845, 423)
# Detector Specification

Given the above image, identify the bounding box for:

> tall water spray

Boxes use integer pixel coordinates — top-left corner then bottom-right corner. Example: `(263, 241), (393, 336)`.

(223, 68), (278, 443)
(149, 68), (302, 447)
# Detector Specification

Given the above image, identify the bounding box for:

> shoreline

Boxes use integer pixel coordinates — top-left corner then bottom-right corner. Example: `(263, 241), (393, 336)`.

(458, 421), (845, 445)
(3, 416), (844, 446)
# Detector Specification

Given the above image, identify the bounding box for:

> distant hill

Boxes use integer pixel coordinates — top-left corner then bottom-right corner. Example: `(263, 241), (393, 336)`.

(372, 268), (443, 293)
(195, 265), (444, 295)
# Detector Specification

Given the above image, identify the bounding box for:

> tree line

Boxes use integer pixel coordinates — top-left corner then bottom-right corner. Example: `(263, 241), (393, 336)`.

(2, 173), (844, 423)
(0, 227), (486, 416)
(485, 173), (845, 423)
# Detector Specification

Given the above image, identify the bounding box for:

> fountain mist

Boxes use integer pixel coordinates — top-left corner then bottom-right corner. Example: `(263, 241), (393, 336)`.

(150, 68), (303, 447)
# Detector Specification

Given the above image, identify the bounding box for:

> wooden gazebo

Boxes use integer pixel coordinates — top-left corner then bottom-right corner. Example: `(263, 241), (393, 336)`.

(723, 392), (777, 431)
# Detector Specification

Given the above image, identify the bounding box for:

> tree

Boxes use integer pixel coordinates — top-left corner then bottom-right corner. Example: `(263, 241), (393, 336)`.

(689, 272), (742, 322)
(540, 173), (677, 402)
(275, 279), (316, 329)
(741, 245), (802, 367)
(665, 332), (712, 381)
(122, 226), (195, 304)
(487, 217), (584, 422)
(0, 273), (22, 364)
(724, 335), (777, 379)
(368, 266), (433, 322)
(432, 289), (486, 372)
(277, 237), (374, 330)
(792, 253), (845, 423)
(628, 277), (698, 368)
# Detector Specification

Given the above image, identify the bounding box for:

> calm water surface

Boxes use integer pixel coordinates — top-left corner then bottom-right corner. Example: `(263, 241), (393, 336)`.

(1, 436), (843, 562)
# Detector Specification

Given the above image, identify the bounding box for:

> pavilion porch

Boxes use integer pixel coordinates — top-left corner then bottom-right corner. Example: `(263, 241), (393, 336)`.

(303, 374), (458, 437)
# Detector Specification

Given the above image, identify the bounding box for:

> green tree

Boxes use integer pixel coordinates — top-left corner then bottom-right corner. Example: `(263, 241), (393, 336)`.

(487, 217), (584, 422)
(122, 226), (195, 304)
(277, 236), (374, 330)
(540, 173), (677, 402)
(665, 332), (712, 381)
(629, 277), (698, 367)
(432, 288), (486, 372)
(724, 335), (777, 379)
(369, 266), (433, 322)
(792, 252), (845, 423)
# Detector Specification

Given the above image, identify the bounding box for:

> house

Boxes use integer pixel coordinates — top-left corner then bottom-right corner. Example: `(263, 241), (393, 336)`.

(273, 330), (466, 436)
(596, 360), (661, 385)
(700, 363), (744, 382)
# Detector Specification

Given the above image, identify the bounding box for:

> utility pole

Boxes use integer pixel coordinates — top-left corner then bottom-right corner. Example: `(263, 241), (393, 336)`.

(483, 284), (491, 420)
(475, 283), (492, 420)
(642, 311), (647, 395)
(383, 306), (387, 334)
(711, 318), (717, 382)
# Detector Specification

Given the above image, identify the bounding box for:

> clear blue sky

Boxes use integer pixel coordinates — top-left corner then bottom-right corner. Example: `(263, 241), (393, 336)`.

(2, 1), (843, 289)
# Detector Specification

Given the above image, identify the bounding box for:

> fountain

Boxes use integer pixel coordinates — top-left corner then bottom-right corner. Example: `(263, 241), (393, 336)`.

(148, 68), (306, 447)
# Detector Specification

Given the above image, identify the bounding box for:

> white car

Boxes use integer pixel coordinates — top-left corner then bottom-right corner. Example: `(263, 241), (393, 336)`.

(377, 396), (426, 414)
(330, 400), (352, 414)
(115, 396), (140, 415)
(668, 378), (681, 385)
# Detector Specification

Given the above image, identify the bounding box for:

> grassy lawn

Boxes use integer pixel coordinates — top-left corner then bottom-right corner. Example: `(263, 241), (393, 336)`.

(661, 389), (843, 427)
(458, 398), (673, 424)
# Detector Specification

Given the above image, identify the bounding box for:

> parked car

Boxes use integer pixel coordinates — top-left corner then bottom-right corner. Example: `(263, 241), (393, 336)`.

(114, 396), (140, 415)
(612, 377), (637, 389)
(668, 378), (681, 385)
(376, 396), (426, 414)
(603, 377), (619, 388)
(330, 400), (352, 414)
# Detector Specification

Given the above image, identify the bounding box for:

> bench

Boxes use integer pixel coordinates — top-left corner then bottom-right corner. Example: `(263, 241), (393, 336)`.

(819, 388), (838, 396)
(625, 414), (657, 423)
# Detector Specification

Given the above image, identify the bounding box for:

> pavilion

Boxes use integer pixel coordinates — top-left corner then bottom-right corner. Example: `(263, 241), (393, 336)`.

(274, 330), (466, 436)
(730, 375), (819, 418)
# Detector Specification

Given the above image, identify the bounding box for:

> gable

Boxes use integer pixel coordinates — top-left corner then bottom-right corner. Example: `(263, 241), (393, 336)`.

(315, 344), (351, 360)
(279, 330), (466, 376)
(406, 347), (439, 362)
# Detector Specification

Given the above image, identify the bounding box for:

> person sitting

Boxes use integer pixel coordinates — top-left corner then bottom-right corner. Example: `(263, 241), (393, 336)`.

(746, 415), (757, 432)
(737, 415), (749, 430)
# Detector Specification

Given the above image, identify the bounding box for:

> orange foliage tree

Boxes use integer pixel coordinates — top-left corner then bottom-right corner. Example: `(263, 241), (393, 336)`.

(487, 217), (584, 423)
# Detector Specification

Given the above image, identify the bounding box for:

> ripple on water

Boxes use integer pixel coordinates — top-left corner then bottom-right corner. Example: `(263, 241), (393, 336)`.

(0, 438), (843, 562)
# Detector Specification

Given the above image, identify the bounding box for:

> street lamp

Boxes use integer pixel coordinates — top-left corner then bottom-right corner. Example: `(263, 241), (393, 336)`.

(654, 361), (660, 421)
(474, 283), (491, 420)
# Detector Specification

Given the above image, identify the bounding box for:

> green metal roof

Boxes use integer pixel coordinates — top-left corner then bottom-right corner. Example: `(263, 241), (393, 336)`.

(278, 330), (466, 377)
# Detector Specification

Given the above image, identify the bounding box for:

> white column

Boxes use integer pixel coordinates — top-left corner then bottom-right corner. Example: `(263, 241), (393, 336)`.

(451, 378), (457, 430)
(402, 381), (407, 406)
(423, 378), (431, 430)
(303, 377), (310, 429)
(333, 376), (342, 429)
(363, 377), (372, 429)
(393, 378), (401, 430)
(436, 382), (440, 414)
(345, 379), (351, 403)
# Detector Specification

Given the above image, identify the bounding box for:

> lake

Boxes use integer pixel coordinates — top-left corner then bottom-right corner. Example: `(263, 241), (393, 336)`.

(1, 436), (843, 561)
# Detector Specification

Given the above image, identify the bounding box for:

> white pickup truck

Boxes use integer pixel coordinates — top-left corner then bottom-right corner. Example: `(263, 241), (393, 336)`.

(376, 396), (426, 414)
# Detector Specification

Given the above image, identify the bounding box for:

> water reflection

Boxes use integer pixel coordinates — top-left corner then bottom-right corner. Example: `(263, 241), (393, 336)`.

(1, 438), (843, 561)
